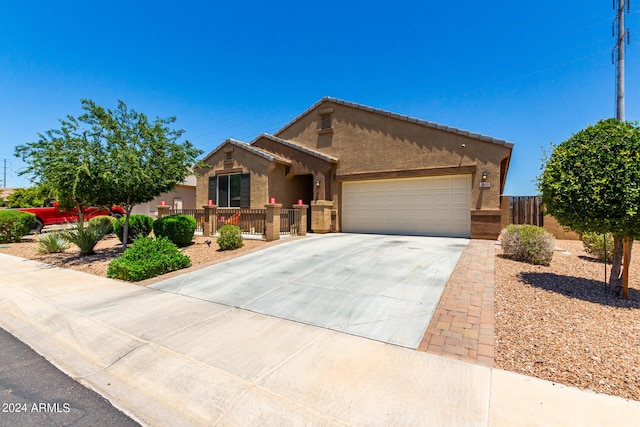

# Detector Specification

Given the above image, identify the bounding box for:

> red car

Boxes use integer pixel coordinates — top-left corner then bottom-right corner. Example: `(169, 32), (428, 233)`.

(16, 201), (125, 233)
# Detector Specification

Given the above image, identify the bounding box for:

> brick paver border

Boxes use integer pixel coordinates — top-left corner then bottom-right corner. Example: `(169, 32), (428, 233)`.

(417, 240), (495, 367)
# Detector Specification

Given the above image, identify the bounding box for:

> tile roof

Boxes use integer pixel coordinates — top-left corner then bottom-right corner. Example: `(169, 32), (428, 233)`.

(201, 138), (291, 165)
(275, 96), (514, 149)
(251, 133), (339, 163)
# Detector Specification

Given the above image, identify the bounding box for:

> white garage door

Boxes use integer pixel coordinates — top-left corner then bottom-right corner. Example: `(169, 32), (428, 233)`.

(342, 175), (471, 237)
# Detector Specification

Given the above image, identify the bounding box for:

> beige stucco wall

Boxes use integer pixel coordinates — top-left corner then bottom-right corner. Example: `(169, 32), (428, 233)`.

(196, 142), (272, 208)
(275, 101), (511, 237)
(276, 101), (510, 211)
(543, 214), (581, 240)
(132, 184), (196, 218)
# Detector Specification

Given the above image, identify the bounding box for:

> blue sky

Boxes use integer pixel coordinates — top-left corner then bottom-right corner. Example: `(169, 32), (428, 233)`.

(1, 1), (638, 194)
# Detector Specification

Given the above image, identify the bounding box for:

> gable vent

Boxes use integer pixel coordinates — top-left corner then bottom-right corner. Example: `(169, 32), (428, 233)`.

(320, 113), (332, 130)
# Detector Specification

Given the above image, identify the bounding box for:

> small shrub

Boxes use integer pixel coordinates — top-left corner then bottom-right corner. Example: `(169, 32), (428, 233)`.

(217, 224), (243, 251)
(500, 224), (555, 266)
(582, 232), (614, 262)
(61, 221), (111, 256)
(37, 232), (69, 253)
(153, 215), (196, 247)
(89, 215), (116, 234)
(0, 210), (37, 243)
(113, 214), (153, 243)
(107, 236), (191, 281)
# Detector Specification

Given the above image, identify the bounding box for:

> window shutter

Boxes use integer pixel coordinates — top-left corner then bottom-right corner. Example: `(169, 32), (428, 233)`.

(240, 173), (251, 208)
(208, 176), (217, 204)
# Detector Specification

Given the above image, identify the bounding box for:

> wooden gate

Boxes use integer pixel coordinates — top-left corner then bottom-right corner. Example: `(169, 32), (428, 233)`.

(510, 196), (543, 226)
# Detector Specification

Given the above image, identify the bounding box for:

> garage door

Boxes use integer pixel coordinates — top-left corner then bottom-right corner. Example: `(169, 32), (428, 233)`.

(341, 175), (471, 237)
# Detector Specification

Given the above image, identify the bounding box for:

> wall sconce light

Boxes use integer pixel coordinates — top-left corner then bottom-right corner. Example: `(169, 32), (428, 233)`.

(316, 179), (321, 187)
(482, 170), (488, 181)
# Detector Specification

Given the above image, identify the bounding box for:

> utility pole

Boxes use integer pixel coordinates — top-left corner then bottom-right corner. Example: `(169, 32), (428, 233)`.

(1, 158), (6, 189)
(613, 0), (631, 299)
(614, 0), (630, 121)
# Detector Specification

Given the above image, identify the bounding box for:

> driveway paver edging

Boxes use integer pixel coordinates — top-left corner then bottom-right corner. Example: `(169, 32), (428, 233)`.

(417, 239), (495, 366)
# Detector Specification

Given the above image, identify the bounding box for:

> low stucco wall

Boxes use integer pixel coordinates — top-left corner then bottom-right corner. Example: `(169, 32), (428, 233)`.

(543, 215), (581, 240)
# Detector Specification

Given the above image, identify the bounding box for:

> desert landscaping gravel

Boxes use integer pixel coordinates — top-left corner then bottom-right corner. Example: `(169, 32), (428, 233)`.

(2, 233), (639, 402)
(0, 234), (273, 280)
(495, 240), (640, 402)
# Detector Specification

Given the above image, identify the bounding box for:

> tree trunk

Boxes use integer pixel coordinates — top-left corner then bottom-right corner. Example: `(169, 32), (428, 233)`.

(76, 204), (85, 224)
(622, 238), (633, 299)
(609, 236), (624, 294)
(122, 206), (132, 251)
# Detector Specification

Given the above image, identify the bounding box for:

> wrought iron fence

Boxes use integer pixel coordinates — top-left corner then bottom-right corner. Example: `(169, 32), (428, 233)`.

(217, 208), (266, 237)
(280, 208), (301, 236)
(169, 208), (205, 232)
(171, 207), (302, 237)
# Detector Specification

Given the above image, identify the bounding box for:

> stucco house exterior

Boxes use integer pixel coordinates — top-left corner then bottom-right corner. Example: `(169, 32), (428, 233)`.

(196, 97), (513, 239)
(132, 175), (197, 218)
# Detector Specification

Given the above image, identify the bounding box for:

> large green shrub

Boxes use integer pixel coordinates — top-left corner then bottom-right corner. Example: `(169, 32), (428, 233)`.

(217, 224), (243, 251)
(89, 215), (116, 234)
(37, 232), (69, 253)
(582, 232), (614, 262)
(113, 214), (153, 244)
(500, 224), (555, 266)
(153, 215), (196, 247)
(61, 221), (111, 256)
(0, 210), (37, 243)
(107, 236), (191, 281)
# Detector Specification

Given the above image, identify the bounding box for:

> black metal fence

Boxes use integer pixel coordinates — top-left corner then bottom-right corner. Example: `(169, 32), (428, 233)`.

(280, 209), (301, 236)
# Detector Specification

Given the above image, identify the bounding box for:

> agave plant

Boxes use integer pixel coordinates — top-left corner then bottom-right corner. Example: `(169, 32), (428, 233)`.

(61, 221), (111, 256)
(37, 232), (69, 254)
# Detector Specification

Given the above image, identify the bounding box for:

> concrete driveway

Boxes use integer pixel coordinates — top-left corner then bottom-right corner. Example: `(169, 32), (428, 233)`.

(150, 233), (469, 348)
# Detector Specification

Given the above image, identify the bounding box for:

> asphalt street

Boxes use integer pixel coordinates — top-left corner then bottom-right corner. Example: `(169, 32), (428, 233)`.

(0, 327), (139, 427)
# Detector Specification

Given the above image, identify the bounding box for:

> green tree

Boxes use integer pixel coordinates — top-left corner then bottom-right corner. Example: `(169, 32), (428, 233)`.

(6, 184), (56, 208)
(14, 116), (106, 219)
(16, 99), (203, 249)
(539, 118), (640, 297)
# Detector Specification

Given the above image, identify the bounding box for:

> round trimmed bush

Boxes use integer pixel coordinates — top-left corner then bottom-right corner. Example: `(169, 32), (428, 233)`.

(113, 214), (153, 243)
(153, 215), (196, 247)
(0, 210), (37, 243)
(107, 236), (191, 281)
(88, 215), (116, 234)
(217, 224), (243, 251)
(499, 224), (555, 266)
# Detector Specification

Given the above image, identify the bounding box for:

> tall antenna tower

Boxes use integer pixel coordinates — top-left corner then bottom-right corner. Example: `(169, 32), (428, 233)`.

(613, 0), (631, 120)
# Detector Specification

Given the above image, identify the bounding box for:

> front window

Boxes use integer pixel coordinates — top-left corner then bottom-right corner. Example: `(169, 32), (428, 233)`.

(218, 173), (242, 207)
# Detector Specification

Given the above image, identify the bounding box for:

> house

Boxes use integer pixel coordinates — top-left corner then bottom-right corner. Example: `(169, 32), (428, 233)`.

(196, 97), (513, 239)
(132, 175), (197, 217)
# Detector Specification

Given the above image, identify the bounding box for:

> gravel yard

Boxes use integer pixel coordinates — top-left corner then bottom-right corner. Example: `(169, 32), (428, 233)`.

(495, 240), (640, 402)
(0, 234), (273, 280)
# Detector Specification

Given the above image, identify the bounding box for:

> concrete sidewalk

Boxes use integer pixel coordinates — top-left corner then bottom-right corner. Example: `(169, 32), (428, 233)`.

(0, 253), (638, 426)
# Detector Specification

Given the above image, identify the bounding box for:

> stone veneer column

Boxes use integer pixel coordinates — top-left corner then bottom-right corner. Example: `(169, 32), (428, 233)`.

(156, 205), (171, 219)
(292, 204), (308, 236)
(310, 200), (333, 234)
(264, 203), (282, 241)
(202, 204), (218, 237)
